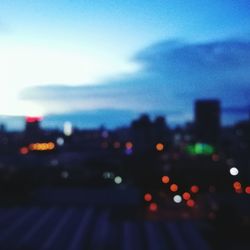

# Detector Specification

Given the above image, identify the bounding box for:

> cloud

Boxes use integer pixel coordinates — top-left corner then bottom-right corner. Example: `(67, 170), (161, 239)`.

(20, 37), (250, 125)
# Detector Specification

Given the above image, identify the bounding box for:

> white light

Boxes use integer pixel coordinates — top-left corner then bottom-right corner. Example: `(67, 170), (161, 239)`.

(56, 137), (64, 146)
(64, 122), (73, 136)
(173, 195), (182, 203)
(229, 167), (239, 176)
(114, 176), (122, 184)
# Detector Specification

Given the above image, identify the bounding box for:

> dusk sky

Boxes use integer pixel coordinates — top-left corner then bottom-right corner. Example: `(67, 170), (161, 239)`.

(1, 0), (250, 128)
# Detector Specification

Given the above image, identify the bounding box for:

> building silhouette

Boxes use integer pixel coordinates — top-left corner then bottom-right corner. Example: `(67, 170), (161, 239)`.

(195, 99), (220, 145)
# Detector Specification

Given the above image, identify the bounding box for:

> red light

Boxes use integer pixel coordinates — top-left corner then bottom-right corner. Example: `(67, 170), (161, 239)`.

(245, 186), (250, 194)
(182, 192), (191, 200)
(170, 184), (178, 192)
(233, 181), (241, 190)
(26, 116), (42, 123)
(161, 175), (170, 184)
(186, 199), (195, 208)
(149, 202), (158, 212)
(144, 193), (152, 202)
(190, 185), (199, 194)
(20, 147), (29, 155)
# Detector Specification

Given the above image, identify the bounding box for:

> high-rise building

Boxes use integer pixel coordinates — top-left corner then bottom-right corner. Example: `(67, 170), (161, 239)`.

(195, 100), (220, 145)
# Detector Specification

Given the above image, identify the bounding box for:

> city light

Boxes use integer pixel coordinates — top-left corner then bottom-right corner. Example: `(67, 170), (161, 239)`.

(245, 186), (250, 194)
(64, 122), (73, 136)
(103, 172), (114, 179)
(29, 142), (55, 151)
(173, 195), (182, 203)
(186, 143), (214, 155)
(170, 184), (178, 192)
(149, 202), (158, 212)
(20, 147), (29, 155)
(233, 181), (241, 190)
(186, 199), (195, 208)
(144, 193), (153, 202)
(182, 192), (191, 200)
(56, 137), (64, 146)
(229, 167), (239, 176)
(190, 185), (199, 194)
(125, 142), (133, 149)
(114, 176), (122, 184)
(156, 143), (164, 152)
(161, 175), (170, 184)
(125, 142), (133, 155)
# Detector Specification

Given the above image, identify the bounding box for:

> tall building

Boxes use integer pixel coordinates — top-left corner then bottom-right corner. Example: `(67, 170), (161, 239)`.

(25, 116), (42, 137)
(195, 100), (220, 145)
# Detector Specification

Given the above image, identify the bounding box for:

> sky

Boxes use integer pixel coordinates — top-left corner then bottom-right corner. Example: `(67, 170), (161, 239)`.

(1, 0), (250, 129)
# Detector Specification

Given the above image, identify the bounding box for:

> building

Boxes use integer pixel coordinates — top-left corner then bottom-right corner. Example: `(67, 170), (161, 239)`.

(25, 116), (42, 137)
(195, 99), (220, 145)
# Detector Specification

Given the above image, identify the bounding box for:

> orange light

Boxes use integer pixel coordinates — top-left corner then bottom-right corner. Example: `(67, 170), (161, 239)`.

(190, 185), (199, 194)
(161, 175), (170, 184)
(20, 147), (29, 155)
(170, 184), (178, 192)
(245, 186), (250, 194)
(29, 142), (55, 151)
(149, 202), (158, 212)
(182, 192), (191, 200)
(233, 181), (241, 190)
(144, 193), (152, 202)
(48, 142), (55, 150)
(156, 143), (164, 151)
(125, 142), (133, 149)
(186, 199), (195, 208)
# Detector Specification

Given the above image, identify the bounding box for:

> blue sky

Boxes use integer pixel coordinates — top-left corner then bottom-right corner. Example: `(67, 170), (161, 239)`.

(1, 0), (250, 128)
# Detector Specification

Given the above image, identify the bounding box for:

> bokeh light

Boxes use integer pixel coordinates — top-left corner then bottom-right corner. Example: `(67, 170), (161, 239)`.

(144, 193), (153, 202)
(149, 202), (158, 212)
(190, 185), (199, 193)
(170, 184), (178, 192)
(229, 167), (239, 176)
(156, 143), (164, 151)
(182, 192), (191, 200)
(186, 199), (195, 208)
(173, 195), (182, 203)
(161, 175), (170, 184)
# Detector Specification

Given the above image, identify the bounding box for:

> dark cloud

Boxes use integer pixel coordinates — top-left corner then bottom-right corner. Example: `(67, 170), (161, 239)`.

(20, 37), (250, 125)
